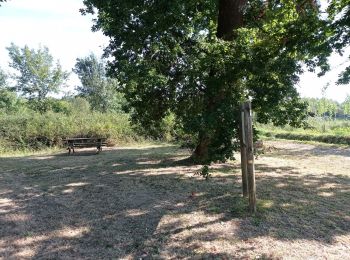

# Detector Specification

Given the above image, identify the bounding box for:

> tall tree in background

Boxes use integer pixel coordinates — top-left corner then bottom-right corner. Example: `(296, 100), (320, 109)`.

(343, 95), (350, 117)
(7, 43), (69, 104)
(73, 53), (126, 113)
(82, 0), (345, 163)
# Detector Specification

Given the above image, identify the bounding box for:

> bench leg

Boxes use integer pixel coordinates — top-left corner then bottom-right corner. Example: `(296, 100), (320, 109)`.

(68, 146), (75, 155)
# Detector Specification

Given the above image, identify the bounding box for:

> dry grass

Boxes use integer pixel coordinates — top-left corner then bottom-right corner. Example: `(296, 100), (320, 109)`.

(0, 141), (349, 259)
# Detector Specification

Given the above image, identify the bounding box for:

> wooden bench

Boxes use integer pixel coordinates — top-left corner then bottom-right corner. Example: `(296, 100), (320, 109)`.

(64, 137), (107, 155)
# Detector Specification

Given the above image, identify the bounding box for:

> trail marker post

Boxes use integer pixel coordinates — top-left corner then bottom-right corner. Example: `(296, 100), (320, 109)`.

(240, 101), (256, 213)
(240, 108), (248, 197)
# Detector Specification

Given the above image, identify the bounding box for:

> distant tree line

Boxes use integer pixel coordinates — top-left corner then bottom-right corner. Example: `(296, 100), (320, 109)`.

(0, 43), (127, 114)
(303, 97), (350, 119)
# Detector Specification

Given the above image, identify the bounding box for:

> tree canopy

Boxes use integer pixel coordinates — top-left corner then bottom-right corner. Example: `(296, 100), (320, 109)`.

(7, 43), (69, 102)
(328, 0), (350, 84)
(73, 53), (127, 113)
(82, 0), (349, 163)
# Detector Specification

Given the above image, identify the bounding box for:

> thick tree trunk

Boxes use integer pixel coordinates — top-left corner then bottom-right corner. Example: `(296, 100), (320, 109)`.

(192, 135), (210, 163)
(192, 0), (247, 163)
(216, 0), (247, 40)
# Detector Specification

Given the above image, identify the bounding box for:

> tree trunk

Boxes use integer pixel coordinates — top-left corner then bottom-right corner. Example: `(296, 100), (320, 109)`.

(217, 0), (247, 40)
(192, 0), (247, 162)
(192, 134), (210, 163)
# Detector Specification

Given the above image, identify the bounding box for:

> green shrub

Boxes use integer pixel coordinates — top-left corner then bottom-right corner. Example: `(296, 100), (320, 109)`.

(0, 110), (138, 151)
(257, 118), (350, 145)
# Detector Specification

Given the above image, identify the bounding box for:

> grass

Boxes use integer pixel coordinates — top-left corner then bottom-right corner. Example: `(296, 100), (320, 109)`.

(257, 118), (350, 145)
(0, 141), (349, 259)
(0, 146), (61, 158)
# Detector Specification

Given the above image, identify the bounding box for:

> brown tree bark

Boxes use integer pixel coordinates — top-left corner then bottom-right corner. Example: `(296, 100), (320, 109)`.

(217, 0), (247, 40)
(192, 135), (210, 163)
(192, 0), (247, 163)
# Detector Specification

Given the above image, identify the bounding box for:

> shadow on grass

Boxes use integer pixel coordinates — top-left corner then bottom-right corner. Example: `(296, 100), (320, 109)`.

(238, 163), (350, 243)
(0, 145), (349, 258)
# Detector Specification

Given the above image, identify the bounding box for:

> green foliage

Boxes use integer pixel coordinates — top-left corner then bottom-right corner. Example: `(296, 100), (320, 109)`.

(328, 0), (350, 84)
(0, 90), (91, 116)
(0, 68), (28, 113)
(258, 117), (350, 145)
(200, 165), (211, 181)
(272, 132), (350, 145)
(82, 0), (346, 163)
(0, 110), (137, 151)
(337, 66), (350, 85)
(303, 97), (347, 119)
(0, 89), (26, 113)
(25, 98), (73, 115)
(73, 53), (127, 113)
(317, 98), (339, 118)
(343, 95), (350, 116)
(134, 112), (178, 142)
(7, 43), (69, 109)
(67, 97), (91, 114)
(46, 99), (71, 114)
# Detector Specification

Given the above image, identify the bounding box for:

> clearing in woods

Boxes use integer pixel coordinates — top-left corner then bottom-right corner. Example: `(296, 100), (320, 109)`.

(0, 140), (349, 259)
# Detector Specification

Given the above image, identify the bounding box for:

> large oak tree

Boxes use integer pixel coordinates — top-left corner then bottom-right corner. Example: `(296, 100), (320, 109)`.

(82, 0), (349, 163)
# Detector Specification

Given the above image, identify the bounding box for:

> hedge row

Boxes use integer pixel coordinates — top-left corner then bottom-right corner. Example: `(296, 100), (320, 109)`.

(0, 112), (139, 152)
(262, 131), (350, 145)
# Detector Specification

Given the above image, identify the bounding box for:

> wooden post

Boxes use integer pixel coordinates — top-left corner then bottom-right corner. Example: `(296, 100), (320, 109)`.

(241, 101), (256, 213)
(240, 105), (248, 197)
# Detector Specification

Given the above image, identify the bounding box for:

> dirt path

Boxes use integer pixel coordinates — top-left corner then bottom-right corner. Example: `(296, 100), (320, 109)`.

(0, 141), (349, 259)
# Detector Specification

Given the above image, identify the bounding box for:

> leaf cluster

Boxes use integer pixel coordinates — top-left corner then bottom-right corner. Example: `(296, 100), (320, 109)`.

(328, 0), (350, 84)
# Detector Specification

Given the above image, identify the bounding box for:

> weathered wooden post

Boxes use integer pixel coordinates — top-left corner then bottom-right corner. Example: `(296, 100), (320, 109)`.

(240, 105), (248, 197)
(241, 101), (256, 213)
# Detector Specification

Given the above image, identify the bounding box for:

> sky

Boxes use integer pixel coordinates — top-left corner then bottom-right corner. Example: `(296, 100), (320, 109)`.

(0, 0), (109, 94)
(0, 0), (349, 102)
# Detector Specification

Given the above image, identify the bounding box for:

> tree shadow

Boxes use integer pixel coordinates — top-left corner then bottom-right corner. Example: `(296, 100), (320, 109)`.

(235, 163), (350, 243)
(0, 145), (349, 258)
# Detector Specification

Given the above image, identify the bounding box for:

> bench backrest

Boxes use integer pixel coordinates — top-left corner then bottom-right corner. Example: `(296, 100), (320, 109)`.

(65, 138), (107, 145)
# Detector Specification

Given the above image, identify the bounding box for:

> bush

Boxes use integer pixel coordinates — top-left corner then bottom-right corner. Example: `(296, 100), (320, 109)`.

(257, 118), (350, 145)
(0, 110), (138, 151)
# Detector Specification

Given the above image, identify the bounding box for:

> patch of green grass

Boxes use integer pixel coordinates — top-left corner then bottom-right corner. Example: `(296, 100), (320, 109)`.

(230, 197), (249, 217)
(207, 206), (221, 213)
(257, 118), (350, 145)
(0, 146), (62, 157)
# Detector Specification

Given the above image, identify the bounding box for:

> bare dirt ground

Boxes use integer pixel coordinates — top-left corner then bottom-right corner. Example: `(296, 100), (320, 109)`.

(0, 140), (349, 259)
